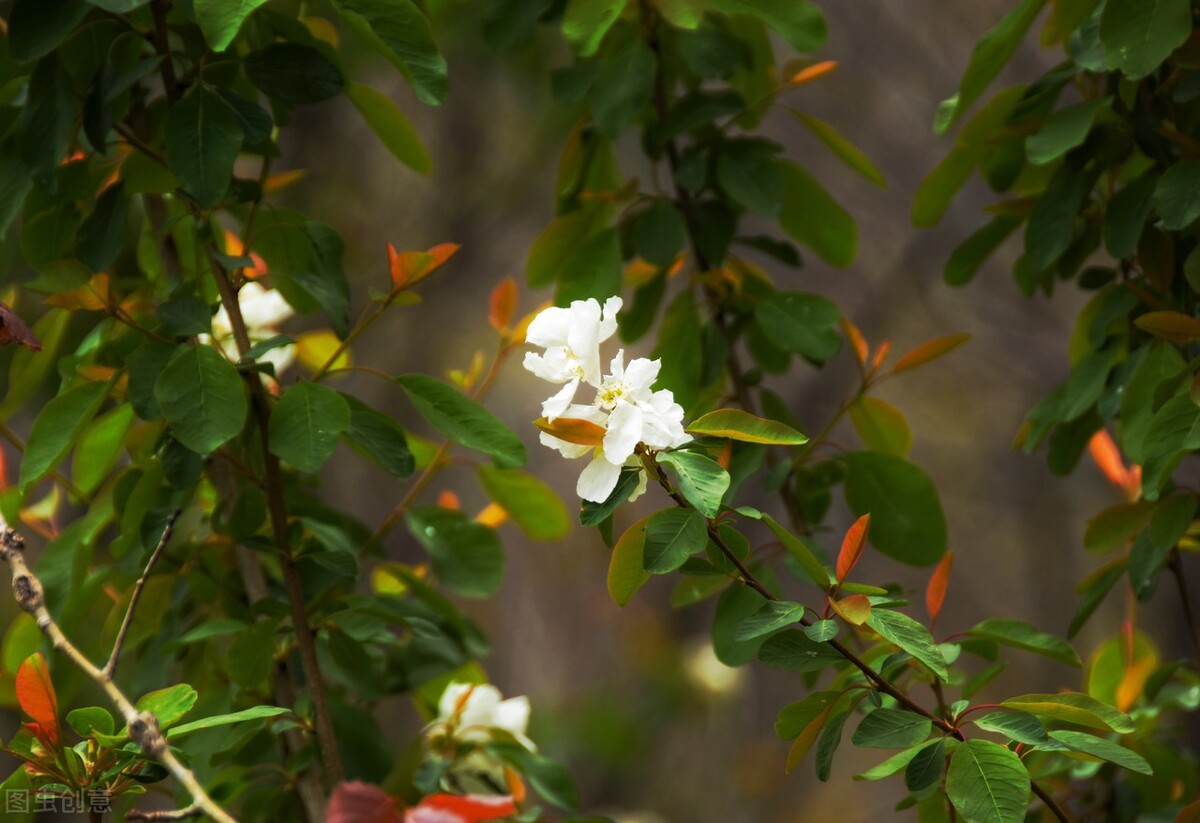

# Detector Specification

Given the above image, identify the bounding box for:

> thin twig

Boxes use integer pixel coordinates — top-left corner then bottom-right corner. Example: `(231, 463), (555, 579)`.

(105, 507), (182, 678)
(1168, 550), (1200, 668)
(204, 250), (345, 789)
(127, 803), (203, 821)
(0, 520), (237, 823)
(1032, 780), (1073, 823)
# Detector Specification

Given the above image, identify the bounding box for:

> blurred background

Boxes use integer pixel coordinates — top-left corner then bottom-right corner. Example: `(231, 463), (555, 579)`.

(10, 1), (1200, 820)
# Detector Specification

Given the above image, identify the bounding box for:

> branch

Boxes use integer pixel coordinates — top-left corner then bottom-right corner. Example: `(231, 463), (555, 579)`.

(204, 250), (345, 788)
(1032, 780), (1073, 823)
(0, 520), (238, 823)
(127, 803), (203, 821)
(105, 507), (182, 678)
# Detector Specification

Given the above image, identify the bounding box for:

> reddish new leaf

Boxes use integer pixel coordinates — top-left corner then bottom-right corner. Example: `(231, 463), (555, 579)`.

(533, 416), (606, 447)
(408, 795), (517, 823)
(15, 653), (59, 748)
(926, 551), (954, 626)
(839, 316), (868, 367)
(831, 594), (872, 626)
(388, 242), (460, 288)
(788, 60), (838, 86)
(1134, 310), (1200, 343)
(892, 333), (970, 374)
(836, 513), (871, 582)
(325, 782), (402, 823)
(0, 302), (42, 351)
(488, 278), (518, 334)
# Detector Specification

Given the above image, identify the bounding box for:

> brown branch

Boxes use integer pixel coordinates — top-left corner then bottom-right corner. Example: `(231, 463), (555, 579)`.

(105, 507), (183, 678)
(0, 520), (237, 823)
(127, 803), (203, 821)
(1032, 780), (1073, 823)
(205, 252), (344, 790)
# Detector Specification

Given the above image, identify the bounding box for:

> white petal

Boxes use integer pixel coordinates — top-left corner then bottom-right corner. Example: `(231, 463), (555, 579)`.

(492, 696), (531, 738)
(541, 378), (579, 421)
(539, 431), (591, 459)
(577, 456), (622, 502)
(458, 684), (503, 730)
(603, 401), (643, 464)
(238, 283), (293, 330)
(260, 343), (295, 377)
(608, 349), (625, 381)
(437, 682), (474, 721)
(623, 357), (661, 395)
(599, 295), (622, 341)
(526, 307), (573, 348)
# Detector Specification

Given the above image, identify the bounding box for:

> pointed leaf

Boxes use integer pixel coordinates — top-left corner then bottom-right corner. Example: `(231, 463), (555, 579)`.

(686, 408), (807, 444)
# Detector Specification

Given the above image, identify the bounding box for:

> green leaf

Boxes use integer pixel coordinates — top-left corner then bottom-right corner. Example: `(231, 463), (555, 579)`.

(815, 707), (850, 781)
(1100, 0), (1191, 79)
(562, 0), (630, 56)
(608, 514), (652, 606)
(854, 741), (931, 781)
(1129, 493), (1196, 599)
(167, 706), (291, 740)
(155, 346), (248, 455)
(778, 161), (857, 267)
(1104, 173), (1158, 259)
(75, 182), (128, 273)
(761, 514), (830, 589)
(866, 609), (948, 680)
(1026, 98), (1108, 165)
(8, 0), (89, 62)
(966, 619), (1081, 666)
(1000, 692), (1135, 733)
(852, 708), (933, 749)
(66, 707), (115, 738)
(790, 111), (886, 188)
(136, 684), (198, 731)
(340, 395), (414, 477)
(488, 743), (580, 809)
(19, 381), (109, 493)
(849, 396), (913, 457)
(945, 215), (1022, 286)
(710, 0), (826, 53)
(686, 408), (807, 444)
(165, 85), (242, 209)
(396, 374), (526, 468)
(735, 600), (805, 642)
(776, 690), (841, 739)
(716, 141), (785, 216)
(1153, 159), (1200, 231)
(630, 198), (686, 266)
(0, 144), (33, 237)
(1049, 730), (1152, 774)
(268, 382), (351, 473)
(643, 509), (707, 574)
(590, 39), (656, 138)
(934, 0), (1047, 133)
(755, 291), (841, 361)
(843, 452), (947, 567)
(346, 83), (431, 175)
(406, 506), (505, 598)
(1025, 162), (1090, 273)
(332, 0), (448, 106)
(244, 44), (344, 106)
(972, 711), (1051, 745)
(905, 738), (947, 791)
(194, 0), (270, 51)
(946, 739), (1031, 823)
(805, 619), (838, 642)
(758, 629), (842, 672)
(656, 451), (730, 518)
(73, 405), (134, 496)
(18, 56), (75, 189)
(478, 465), (570, 540)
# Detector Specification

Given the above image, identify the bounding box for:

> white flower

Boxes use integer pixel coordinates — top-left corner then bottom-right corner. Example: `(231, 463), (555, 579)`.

(207, 282), (296, 375)
(430, 682), (535, 751)
(523, 296), (621, 420)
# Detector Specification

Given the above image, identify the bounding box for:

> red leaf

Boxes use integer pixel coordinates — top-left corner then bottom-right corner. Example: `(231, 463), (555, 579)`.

(325, 782), (402, 823)
(836, 514), (870, 583)
(407, 795), (517, 823)
(925, 551), (953, 627)
(388, 242), (460, 288)
(892, 333), (970, 374)
(488, 278), (518, 334)
(0, 302), (42, 351)
(839, 317), (868, 368)
(788, 60), (838, 86)
(15, 653), (59, 748)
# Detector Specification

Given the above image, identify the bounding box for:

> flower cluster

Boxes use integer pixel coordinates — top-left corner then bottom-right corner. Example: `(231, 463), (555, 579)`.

(205, 281), (296, 376)
(524, 297), (690, 503)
